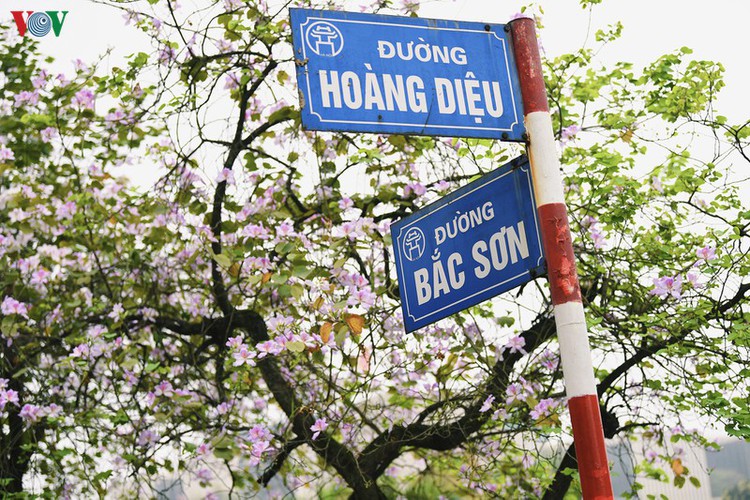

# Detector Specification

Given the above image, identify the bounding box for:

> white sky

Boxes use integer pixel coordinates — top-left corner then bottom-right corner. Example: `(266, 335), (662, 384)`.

(27, 0), (748, 125)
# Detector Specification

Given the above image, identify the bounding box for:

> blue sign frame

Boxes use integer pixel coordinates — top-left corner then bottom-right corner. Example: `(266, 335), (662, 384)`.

(290, 8), (525, 140)
(391, 156), (545, 332)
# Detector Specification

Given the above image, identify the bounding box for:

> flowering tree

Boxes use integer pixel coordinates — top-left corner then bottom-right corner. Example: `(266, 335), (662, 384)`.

(0, 0), (748, 498)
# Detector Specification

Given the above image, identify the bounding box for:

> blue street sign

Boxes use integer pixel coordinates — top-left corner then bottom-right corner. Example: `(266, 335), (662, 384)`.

(391, 156), (545, 332)
(290, 9), (525, 140)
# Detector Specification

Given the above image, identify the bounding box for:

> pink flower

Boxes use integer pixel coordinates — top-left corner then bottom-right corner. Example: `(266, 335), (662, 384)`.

(55, 201), (77, 220)
(19, 404), (42, 425)
(696, 245), (716, 262)
(256, 340), (283, 358)
(13, 90), (40, 107)
(215, 168), (235, 185)
(338, 197), (354, 210)
(154, 380), (174, 398)
(276, 221), (294, 237)
(73, 59), (89, 72)
(45, 403), (62, 418)
(108, 303), (124, 321)
(195, 467), (213, 483)
(32, 71), (48, 89)
(232, 346), (256, 367)
(403, 182), (426, 198)
(590, 228), (606, 249)
(225, 335), (244, 349)
(310, 418), (328, 439)
(73, 89), (96, 110)
(530, 398), (556, 420)
(0, 388), (19, 410)
(251, 439), (271, 457)
(224, 73), (240, 90)
(158, 46), (176, 65)
(137, 429), (159, 447)
(242, 224), (269, 239)
(71, 344), (89, 358)
(505, 382), (524, 405)
(0, 145), (14, 161)
(505, 335), (526, 355)
(649, 275), (682, 299)
(30, 268), (51, 286)
(434, 180), (451, 193)
(1, 297), (29, 318)
(399, 0), (419, 14)
(479, 395), (495, 413)
(248, 425), (271, 443)
(686, 270), (702, 288)
(560, 124), (581, 144)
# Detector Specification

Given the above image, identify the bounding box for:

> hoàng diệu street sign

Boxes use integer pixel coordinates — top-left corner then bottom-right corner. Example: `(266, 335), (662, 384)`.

(290, 8), (526, 140)
(391, 156), (545, 332)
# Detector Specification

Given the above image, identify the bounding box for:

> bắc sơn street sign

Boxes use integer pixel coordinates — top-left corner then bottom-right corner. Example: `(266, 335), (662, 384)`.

(290, 8), (525, 140)
(391, 156), (545, 332)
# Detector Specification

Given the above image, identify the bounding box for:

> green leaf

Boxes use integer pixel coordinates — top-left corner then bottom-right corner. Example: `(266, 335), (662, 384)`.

(213, 253), (232, 268)
(286, 341), (305, 353)
(213, 447), (235, 460)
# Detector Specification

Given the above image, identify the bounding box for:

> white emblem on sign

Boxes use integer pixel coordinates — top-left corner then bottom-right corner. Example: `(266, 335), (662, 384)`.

(305, 21), (344, 57)
(402, 227), (426, 262)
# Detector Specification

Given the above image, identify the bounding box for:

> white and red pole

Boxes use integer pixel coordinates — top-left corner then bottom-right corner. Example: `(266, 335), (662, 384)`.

(509, 18), (613, 499)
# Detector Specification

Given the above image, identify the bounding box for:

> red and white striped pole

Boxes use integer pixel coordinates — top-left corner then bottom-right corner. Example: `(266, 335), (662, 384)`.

(509, 18), (613, 499)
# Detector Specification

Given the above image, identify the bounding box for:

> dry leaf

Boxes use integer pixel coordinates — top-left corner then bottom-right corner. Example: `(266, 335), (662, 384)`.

(620, 128), (634, 143)
(312, 296), (325, 311)
(228, 262), (240, 277)
(671, 458), (685, 477)
(345, 314), (364, 335)
(320, 322), (333, 343)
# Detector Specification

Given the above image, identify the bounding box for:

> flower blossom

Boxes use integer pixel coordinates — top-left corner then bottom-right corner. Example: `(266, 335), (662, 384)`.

(696, 245), (716, 262)
(685, 269), (701, 288)
(55, 201), (77, 220)
(73, 89), (95, 109)
(19, 404), (42, 425)
(1, 297), (29, 318)
(215, 168), (235, 185)
(505, 335), (526, 355)
(530, 398), (556, 420)
(0, 145), (14, 161)
(195, 468), (213, 483)
(338, 197), (354, 211)
(154, 380), (174, 398)
(650, 275), (682, 299)
(0, 386), (19, 410)
(225, 335), (244, 349)
(310, 418), (328, 439)
(403, 182), (426, 198)
(13, 90), (39, 107)
(560, 124), (581, 144)
(479, 395), (495, 413)
(232, 346), (257, 367)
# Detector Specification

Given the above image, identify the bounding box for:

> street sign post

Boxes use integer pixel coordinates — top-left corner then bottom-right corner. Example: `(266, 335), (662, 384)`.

(391, 156), (544, 332)
(290, 8), (525, 140)
(510, 18), (613, 498)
